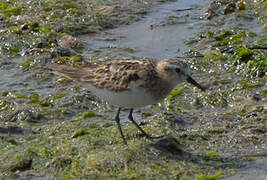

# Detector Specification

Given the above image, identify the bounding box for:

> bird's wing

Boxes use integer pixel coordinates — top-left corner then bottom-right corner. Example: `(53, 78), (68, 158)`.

(49, 58), (158, 92)
(48, 64), (89, 81)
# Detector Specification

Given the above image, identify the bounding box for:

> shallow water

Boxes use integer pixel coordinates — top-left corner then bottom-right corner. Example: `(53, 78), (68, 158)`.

(0, 63), (52, 95)
(224, 157), (267, 180)
(81, 0), (208, 59)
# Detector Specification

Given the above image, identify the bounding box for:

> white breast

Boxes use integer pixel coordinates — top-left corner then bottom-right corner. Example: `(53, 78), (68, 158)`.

(85, 82), (158, 108)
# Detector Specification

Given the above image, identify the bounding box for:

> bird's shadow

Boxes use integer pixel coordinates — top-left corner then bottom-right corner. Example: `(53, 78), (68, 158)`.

(0, 126), (36, 145)
(136, 112), (249, 170)
(147, 136), (248, 170)
(0, 126), (37, 135)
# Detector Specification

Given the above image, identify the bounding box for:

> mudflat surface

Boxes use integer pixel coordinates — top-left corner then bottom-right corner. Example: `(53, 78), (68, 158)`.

(0, 0), (266, 179)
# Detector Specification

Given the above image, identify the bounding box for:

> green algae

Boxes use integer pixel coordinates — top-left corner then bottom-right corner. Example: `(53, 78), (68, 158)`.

(214, 29), (232, 41)
(20, 57), (36, 68)
(204, 50), (227, 61)
(2, 6), (22, 17)
(184, 49), (203, 57)
(121, 47), (136, 53)
(239, 80), (263, 89)
(29, 93), (39, 103)
(192, 27), (266, 77)
(202, 91), (229, 108)
(101, 46), (137, 54)
(0, 100), (8, 111)
(243, 156), (254, 161)
(0, 102), (265, 179)
(233, 48), (254, 64)
(261, 89), (267, 97)
(81, 111), (99, 119)
(214, 30), (246, 47)
(54, 55), (86, 66)
(204, 152), (218, 161)
(72, 129), (88, 138)
(14, 93), (26, 99)
(70, 55), (83, 63)
(1, 91), (9, 97)
(196, 172), (222, 180)
(0, 2), (7, 10)
(28, 93), (53, 107)
(168, 88), (184, 98)
(53, 93), (67, 100)
(8, 45), (19, 53)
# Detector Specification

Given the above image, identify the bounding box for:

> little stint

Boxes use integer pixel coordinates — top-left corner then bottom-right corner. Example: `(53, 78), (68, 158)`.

(49, 58), (205, 144)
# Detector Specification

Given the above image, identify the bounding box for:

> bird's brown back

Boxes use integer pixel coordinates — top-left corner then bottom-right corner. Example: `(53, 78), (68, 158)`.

(49, 58), (161, 93)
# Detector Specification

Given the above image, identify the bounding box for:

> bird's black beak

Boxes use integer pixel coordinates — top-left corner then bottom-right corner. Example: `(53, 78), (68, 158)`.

(186, 76), (205, 91)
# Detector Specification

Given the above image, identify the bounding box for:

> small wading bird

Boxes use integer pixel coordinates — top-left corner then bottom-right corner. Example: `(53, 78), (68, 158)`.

(49, 58), (205, 144)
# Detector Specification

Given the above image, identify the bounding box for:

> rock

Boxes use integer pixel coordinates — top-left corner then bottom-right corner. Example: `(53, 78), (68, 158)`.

(58, 35), (80, 48)
(252, 94), (262, 102)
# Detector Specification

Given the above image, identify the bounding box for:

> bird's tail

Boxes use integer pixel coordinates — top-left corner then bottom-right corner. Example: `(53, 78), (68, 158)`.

(48, 64), (87, 81)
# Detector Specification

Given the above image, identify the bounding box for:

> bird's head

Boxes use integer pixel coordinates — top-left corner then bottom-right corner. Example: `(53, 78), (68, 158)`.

(158, 59), (205, 91)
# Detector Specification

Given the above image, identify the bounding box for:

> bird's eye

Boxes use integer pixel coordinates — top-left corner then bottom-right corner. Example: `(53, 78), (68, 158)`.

(176, 68), (181, 73)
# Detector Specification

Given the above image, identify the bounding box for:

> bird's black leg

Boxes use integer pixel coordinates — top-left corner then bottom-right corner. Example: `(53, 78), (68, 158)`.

(115, 108), (127, 145)
(128, 108), (163, 139)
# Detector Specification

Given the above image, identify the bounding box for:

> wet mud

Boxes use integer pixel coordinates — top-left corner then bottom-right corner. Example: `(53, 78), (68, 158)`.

(0, 0), (266, 179)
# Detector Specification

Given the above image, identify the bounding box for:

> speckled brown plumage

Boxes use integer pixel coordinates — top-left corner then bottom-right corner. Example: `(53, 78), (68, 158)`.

(84, 58), (159, 92)
(49, 58), (171, 98)
(49, 57), (205, 144)
(49, 58), (202, 101)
